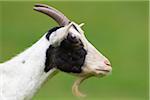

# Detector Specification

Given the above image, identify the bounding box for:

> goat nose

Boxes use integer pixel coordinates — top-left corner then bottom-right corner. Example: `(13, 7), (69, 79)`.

(104, 60), (111, 66)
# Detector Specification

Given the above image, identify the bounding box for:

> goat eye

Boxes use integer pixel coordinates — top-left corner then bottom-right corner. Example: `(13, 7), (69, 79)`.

(67, 33), (79, 44)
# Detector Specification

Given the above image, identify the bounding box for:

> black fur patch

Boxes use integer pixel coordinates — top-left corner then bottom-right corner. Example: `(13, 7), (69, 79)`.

(44, 33), (87, 73)
(46, 26), (62, 40)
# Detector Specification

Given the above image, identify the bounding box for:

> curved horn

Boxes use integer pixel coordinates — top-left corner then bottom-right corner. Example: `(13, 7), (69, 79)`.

(34, 4), (70, 26)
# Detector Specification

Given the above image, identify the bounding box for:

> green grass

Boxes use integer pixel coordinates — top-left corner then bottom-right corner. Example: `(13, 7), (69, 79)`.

(0, 1), (149, 100)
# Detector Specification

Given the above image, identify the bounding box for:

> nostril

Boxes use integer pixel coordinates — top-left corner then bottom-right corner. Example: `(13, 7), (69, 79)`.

(104, 60), (111, 66)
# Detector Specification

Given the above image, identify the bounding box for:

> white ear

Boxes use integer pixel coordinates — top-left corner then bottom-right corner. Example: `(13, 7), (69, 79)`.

(49, 22), (73, 46)
(79, 23), (85, 27)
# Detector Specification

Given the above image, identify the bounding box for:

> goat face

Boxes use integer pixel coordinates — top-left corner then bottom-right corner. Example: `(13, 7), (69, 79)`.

(44, 22), (112, 77)
(33, 4), (112, 76)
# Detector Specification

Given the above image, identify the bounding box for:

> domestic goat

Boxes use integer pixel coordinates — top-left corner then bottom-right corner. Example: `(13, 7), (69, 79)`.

(0, 4), (112, 100)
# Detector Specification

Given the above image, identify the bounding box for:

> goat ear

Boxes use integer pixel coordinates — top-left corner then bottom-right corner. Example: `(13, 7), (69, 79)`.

(49, 22), (73, 46)
(79, 23), (84, 27)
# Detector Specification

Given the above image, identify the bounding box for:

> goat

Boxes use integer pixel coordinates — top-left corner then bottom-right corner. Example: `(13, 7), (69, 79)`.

(0, 4), (112, 100)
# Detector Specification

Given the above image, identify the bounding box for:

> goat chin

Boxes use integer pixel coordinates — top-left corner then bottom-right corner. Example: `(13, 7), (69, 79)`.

(72, 71), (107, 97)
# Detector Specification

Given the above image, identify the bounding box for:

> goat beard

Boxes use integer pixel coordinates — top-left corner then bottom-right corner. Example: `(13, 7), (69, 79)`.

(72, 75), (93, 97)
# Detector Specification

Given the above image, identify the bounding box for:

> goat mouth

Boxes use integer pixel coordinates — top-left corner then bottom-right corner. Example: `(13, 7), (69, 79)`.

(95, 69), (110, 72)
(94, 69), (111, 75)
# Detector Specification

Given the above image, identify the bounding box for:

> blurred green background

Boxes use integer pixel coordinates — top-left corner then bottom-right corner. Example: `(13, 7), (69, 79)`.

(0, 1), (148, 100)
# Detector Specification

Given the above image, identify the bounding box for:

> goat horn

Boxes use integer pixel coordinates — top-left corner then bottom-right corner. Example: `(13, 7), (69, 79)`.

(34, 4), (70, 26)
